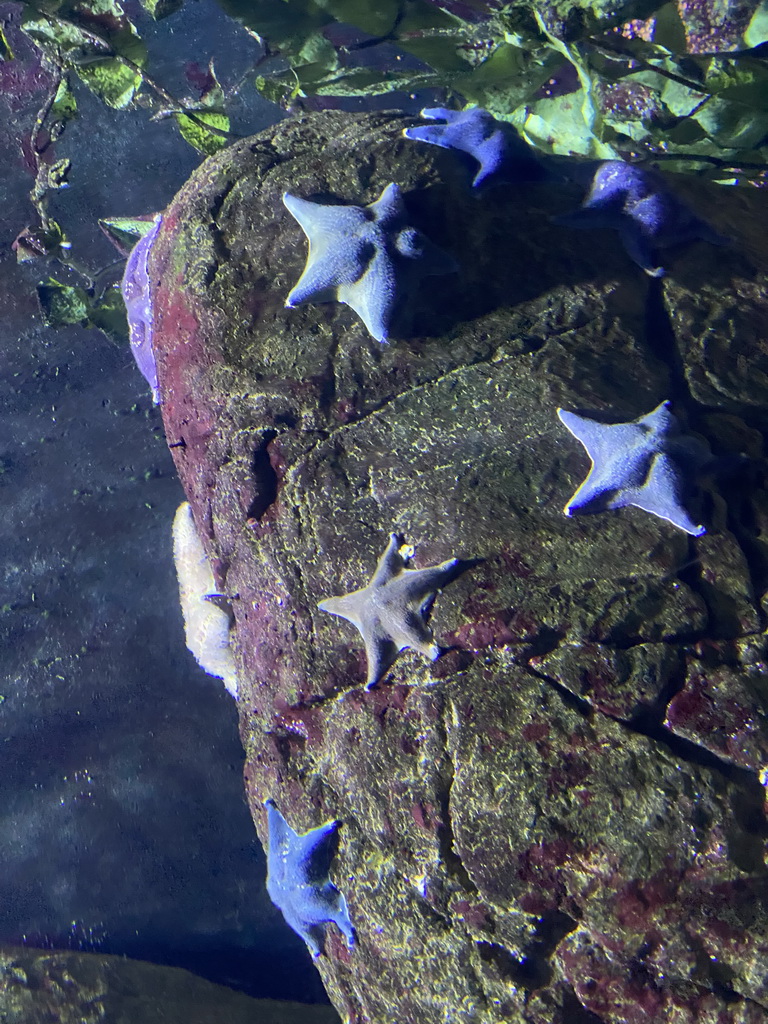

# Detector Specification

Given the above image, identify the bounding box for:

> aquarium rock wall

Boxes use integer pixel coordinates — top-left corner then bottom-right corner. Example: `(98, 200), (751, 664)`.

(149, 110), (768, 1024)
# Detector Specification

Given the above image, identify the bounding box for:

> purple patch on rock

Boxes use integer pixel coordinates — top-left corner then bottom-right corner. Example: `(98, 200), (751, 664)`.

(121, 216), (162, 403)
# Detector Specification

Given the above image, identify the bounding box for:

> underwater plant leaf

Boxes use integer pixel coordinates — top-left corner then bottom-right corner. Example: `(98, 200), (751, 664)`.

(20, 3), (147, 109)
(692, 96), (768, 150)
(391, 0), (475, 72)
(456, 39), (557, 114)
(13, 219), (70, 262)
(296, 29), (338, 69)
(139, 0), (185, 17)
(394, 30), (472, 74)
(254, 73), (295, 104)
(522, 89), (617, 157)
(175, 62), (230, 154)
(88, 285), (129, 343)
(703, 55), (768, 102)
(37, 279), (128, 341)
(524, 11), (618, 157)
(320, 0), (400, 38)
(176, 109), (230, 154)
(311, 66), (440, 96)
(76, 55), (142, 108)
(37, 279), (90, 327)
(217, 0), (330, 52)
(658, 73), (708, 117)
(395, 0), (469, 67)
(647, 1), (688, 53)
(21, 10), (95, 55)
(0, 22), (15, 60)
(744, 1), (768, 47)
(51, 75), (78, 122)
(98, 215), (158, 254)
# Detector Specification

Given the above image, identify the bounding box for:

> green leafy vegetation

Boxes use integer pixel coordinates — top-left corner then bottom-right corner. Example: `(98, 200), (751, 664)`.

(139, 0), (185, 18)
(175, 63), (231, 155)
(37, 279), (128, 341)
(10, 0), (766, 350)
(98, 216), (159, 255)
(240, 0), (768, 178)
(16, 0), (768, 175)
(21, 0), (147, 109)
(18, 0), (233, 153)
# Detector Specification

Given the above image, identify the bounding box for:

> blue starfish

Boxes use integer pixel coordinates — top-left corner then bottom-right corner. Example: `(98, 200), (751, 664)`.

(403, 106), (542, 188)
(282, 183), (455, 343)
(557, 400), (712, 536)
(264, 799), (356, 959)
(318, 533), (463, 689)
(556, 161), (728, 277)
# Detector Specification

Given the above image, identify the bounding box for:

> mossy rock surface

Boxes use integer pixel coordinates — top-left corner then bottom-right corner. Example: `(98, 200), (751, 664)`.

(0, 945), (339, 1024)
(150, 110), (768, 1024)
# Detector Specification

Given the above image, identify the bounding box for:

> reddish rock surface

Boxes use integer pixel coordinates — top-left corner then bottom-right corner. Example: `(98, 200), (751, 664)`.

(149, 111), (768, 1023)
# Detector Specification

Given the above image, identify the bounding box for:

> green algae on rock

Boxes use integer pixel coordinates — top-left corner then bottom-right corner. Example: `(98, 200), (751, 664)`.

(148, 110), (768, 1024)
(0, 945), (340, 1024)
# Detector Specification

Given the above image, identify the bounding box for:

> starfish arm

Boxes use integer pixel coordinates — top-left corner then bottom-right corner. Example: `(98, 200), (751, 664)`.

(419, 107), (461, 122)
(394, 559), (461, 603)
(471, 135), (505, 187)
(617, 221), (665, 277)
(638, 400), (676, 436)
(562, 461), (604, 515)
(395, 228), (458, 276)
(364, 634), (400, 689)
(557, 407), (604, 447)
(265, 799), (295, 860)
(389, 606), (440, 660)
(630, 192), (698, 252)
(559, 412), (647, 472)
(301, 884), (355, 955)
(330, 891), (356, 949)
(303, 928), (323, 959)
(367, 182), (405, 230)
(318, 591), (366, 630)
(625, 452), (706, 536)
(338, 247), (397, 343)
(403, 122), (456, 149)
(565, 445), (656, 514)
(554, 202), (620, 231)
(559, 411), (654, 514)
(286, 247), (362, 306)
(283, 192), (366, 239)
(371, 533), (406, 586)
(405, 108), (518, 188)
(283, 193), (372, 306)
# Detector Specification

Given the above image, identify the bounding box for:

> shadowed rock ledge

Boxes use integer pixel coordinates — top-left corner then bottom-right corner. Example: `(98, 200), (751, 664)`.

(0, 945), (340, 1023)
(148, 110), (768, 1024)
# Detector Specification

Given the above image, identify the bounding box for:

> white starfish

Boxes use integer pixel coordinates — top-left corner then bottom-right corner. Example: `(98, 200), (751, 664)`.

(318, 533), (462, 688)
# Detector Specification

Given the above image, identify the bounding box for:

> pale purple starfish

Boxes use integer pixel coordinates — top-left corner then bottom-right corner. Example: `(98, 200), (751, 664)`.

(557, 161), (728, 277)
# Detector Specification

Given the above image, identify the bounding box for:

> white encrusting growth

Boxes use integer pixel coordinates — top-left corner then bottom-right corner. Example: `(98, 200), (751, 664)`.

(172, 501), (238, 698)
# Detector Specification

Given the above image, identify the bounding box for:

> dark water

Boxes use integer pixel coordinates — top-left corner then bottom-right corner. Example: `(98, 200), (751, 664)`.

(0, 0), (330, 1004)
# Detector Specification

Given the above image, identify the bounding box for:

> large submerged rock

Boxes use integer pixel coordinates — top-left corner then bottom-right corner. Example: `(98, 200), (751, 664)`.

(0, 945), (340, 1023)
(148, 111), (768, 1023)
